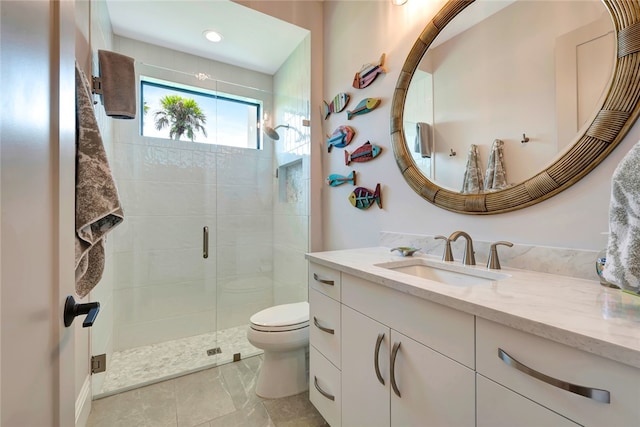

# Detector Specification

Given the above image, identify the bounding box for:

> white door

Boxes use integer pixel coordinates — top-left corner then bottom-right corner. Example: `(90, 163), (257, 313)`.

(342, 305), (390, 427)
(390, 330), (475, 427)
(1, 1), (76, 426)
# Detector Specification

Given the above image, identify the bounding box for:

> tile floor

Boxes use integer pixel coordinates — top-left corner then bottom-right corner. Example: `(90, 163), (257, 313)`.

(87, 355), (328, 427)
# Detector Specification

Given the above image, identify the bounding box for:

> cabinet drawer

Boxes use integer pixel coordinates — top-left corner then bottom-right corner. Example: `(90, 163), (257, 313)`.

(477, 374), (579, 427)
(477, 317), (640, 427)
(341, 273), (475, 369)
(310, 289), (341, 368)
(309, 263), (341, 301)
(310, 346), (341, 427)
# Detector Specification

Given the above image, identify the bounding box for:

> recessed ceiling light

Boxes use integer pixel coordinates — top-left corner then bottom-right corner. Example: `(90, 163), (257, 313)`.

(203, 30), (223, 43)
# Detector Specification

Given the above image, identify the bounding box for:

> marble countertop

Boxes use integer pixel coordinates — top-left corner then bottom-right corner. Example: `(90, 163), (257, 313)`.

(306, 247), (640, 369)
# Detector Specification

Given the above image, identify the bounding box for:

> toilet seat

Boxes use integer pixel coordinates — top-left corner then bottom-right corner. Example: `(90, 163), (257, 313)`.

(250, 301), (309, 332)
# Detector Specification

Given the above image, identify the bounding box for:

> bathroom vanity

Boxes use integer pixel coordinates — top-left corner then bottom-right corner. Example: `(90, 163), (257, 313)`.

(306, 248), (640, 427)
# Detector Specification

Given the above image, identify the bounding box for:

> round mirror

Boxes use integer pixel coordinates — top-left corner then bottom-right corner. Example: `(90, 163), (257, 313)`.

(391, 0), (640, 214)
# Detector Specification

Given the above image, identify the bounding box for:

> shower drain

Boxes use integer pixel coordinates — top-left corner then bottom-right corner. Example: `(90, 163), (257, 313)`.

(206, 347), (222, 356)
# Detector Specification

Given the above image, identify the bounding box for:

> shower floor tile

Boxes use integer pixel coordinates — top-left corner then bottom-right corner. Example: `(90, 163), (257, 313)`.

(97, 324), (261, 397)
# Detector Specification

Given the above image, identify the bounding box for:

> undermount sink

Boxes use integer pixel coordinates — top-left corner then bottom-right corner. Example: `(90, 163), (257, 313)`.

(375, 258), (509, 286)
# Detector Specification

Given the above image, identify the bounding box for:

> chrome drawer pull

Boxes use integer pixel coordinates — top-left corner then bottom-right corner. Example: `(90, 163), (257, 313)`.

(498, 348), (610, 404)
(313, 316), (335, 335)
(313, 273), (335, 286)
(314, 376), (335, 401)
(374, 333), (385, 385)
(390, 341), (402, 398)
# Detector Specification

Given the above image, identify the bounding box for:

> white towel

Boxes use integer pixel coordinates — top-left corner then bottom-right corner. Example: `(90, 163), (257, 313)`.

(461, 144), (484, 194)
(603, 141), (640, 292)
(75, 61), (124, 298)
(414, 122), (431, 158)
(484, 139), (508, 191)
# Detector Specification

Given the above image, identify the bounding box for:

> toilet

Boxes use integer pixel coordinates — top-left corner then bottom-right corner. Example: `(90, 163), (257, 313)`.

(247, 301), (309, 399)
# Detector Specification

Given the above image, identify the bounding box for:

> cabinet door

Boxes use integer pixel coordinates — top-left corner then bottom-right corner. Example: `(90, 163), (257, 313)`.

(342, 306), (390, 427)
(477, 375), (580, 427)
(390, 331), (475, 427)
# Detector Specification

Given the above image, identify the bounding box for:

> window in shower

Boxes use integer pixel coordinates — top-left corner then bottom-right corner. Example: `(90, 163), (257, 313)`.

(140, 77), (262, 148)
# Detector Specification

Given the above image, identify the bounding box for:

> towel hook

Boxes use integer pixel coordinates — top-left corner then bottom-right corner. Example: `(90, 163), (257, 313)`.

(449, 148), (457, 157)
(521, 133), (530, 143)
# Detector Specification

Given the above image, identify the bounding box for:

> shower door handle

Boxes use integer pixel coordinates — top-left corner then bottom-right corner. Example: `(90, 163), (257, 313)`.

(203, 226), (209, 259)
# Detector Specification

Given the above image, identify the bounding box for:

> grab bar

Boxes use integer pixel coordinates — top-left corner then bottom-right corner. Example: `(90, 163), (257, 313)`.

(203, 226), (209, 259)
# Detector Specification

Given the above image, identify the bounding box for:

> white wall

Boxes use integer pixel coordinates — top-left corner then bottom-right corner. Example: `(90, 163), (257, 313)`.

(322, 0), (637, 252)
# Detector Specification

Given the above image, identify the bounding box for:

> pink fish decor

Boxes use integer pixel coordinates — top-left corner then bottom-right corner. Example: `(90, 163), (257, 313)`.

(349, 183), (382, 209)
(345, 141), (382, 165)
(323, 93), (350, 119)
(353, 53), (387, 89)
(326, 125), (355, 153)
(347, 98), (381, 120)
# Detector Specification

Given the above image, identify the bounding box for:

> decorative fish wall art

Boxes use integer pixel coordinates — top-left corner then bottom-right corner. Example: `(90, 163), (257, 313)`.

(323, 93), (350, 120)
(349, 183), (382, 209)
(345, 141), (382, 165)
(326, 170), (356, 187)
(347, 98), (381, 120)
(353, 53), (387, 89)
(326, 125), (355, 153)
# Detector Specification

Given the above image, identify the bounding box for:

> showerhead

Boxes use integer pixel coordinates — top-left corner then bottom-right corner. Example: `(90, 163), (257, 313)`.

(263, 124), (290, 141)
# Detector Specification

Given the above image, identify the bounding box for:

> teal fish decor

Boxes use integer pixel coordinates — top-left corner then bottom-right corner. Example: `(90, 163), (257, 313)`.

(326, 125), (355, 153)
(345, 141), (382, 165)
(323, 93), (350, 119)
(327, 170), (356, 187)
(347, 98), (381, 120)
(353, 53), (387, 89)
(349, 183), (382, 209)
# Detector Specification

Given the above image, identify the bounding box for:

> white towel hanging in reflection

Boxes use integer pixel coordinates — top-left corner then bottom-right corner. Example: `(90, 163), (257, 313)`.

(414, 122), (431, 158)
(484, 139), (508, 191)
(461, 144), (484, 194)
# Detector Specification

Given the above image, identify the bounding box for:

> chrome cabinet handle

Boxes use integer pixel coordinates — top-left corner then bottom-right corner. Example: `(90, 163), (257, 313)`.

(314, 376), (335, 401)
(390, 341), (402, 398)
(498, 348), (610, 403)
(313, 273), (334, 286)
(313, 316), (335, 335)
(203, 226), (209, 259)
(374, 333), (385, 385)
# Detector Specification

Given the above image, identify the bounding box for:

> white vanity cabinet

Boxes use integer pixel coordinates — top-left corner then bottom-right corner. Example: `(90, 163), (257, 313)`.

(342, 305), (475, 427)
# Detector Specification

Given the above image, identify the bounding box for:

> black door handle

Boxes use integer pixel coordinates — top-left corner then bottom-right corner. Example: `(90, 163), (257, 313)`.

(64, 295), (100, 327)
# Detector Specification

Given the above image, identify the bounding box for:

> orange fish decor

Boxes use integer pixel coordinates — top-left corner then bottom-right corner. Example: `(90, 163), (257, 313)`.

(353, 53), (387, 89)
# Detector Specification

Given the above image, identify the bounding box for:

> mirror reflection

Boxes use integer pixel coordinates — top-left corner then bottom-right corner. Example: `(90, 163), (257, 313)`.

(403, 0), (614, 194)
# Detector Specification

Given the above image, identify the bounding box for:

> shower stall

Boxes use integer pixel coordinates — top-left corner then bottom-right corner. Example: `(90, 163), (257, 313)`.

(90, 30), (311, 397)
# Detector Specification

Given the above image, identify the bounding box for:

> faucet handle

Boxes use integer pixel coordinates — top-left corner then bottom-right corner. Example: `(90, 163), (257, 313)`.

(487, 241), (514, 270)
(434, 235), (454, 262)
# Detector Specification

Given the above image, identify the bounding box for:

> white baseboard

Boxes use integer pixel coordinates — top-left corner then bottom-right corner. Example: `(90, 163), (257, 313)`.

(75, 374), (92, 427)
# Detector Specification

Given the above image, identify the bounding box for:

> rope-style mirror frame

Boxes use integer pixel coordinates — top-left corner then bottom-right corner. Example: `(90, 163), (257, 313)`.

(391, 0), (640, 214)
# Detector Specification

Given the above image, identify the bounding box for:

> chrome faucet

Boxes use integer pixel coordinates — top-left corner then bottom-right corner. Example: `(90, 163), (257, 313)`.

(434, 235), (454, 261)
(449, 231), (476, 265)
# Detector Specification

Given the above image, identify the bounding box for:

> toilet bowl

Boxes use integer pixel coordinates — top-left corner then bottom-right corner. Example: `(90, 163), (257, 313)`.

(247, 301), (309, 399)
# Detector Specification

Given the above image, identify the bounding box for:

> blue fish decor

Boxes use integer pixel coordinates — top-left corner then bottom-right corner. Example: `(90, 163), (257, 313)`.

(353, 53), (387, 89)
(326, 125), (355, 153)
(345, 141), (382, 165)
(347, 98), (381, 120)
(349, 183), (382, 209)
(323, 93), (350, 119)
(327, 170), (356, 187)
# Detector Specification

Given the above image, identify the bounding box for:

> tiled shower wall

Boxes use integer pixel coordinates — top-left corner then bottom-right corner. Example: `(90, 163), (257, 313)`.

(272, 35), (312, 305)
(109, 36), (276, 351)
